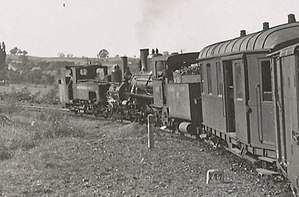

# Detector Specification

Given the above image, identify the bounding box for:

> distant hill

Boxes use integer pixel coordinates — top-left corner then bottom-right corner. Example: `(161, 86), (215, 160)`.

(5, 54), (141, 84)
(7, 54), (140, 67)
(7, 54), (96, 65)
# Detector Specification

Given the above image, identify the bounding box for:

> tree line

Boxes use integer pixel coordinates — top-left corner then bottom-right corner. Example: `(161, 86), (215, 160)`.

(0, 45), (75, 85)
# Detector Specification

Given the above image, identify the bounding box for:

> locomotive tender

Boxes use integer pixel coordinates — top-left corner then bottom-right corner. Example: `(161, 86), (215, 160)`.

(58, 14), (299, 195)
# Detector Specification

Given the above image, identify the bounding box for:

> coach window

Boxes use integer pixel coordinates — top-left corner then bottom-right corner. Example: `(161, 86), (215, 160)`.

(200, 64), (203, 82)
(261, 60), (272, 101)
(80, 68), (88, 76)
(216, 62), (223, 96)
(235, 62), (243, 100)
(200, 64), (204, 93)
(207, 63), (212, 94)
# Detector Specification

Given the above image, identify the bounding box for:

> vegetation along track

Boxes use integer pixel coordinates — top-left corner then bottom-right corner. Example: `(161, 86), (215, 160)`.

(0, 113), (292, 196)
(0, 99), (293, 196)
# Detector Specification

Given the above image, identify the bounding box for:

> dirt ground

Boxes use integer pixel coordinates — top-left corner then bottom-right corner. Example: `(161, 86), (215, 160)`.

(0, 118), (293, 197)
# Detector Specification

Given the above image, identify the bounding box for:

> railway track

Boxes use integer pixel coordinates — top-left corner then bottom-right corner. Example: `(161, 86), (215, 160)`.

(0, 101), (68, 112)
(0, 101), (133, 125)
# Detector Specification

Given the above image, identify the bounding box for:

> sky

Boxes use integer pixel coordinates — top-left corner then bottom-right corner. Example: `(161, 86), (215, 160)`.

(0, 0), (299, 58)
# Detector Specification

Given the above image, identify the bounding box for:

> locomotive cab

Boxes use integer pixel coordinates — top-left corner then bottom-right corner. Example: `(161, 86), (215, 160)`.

(59, 64), (110, 115)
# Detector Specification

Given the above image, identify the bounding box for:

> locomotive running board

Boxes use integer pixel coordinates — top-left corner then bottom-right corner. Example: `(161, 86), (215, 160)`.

(256, 168), (279, 176)
(258, 156), (276, 164)
(225, 147), (241, 155)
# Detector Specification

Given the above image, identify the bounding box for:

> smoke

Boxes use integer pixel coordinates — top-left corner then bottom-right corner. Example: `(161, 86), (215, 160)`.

(136, 0), (181, 48)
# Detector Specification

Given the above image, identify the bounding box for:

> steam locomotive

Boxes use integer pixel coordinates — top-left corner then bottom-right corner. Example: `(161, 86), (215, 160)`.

(59, 14), (299, 195)
(58, 49), (200, 124)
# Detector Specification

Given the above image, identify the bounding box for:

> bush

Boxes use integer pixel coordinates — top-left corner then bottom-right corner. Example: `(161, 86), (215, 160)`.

(40, 86), (59, 105)
(0, 85), (60, 105)
(0, 96), (20, 117)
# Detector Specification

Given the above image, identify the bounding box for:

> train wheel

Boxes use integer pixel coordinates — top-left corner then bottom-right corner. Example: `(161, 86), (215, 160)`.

(161, 106), (169, 127)
(93, 110), (100, 118)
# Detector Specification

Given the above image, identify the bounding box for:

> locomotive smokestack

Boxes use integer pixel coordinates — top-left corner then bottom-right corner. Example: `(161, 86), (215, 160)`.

(240, 30), (246, 37)
(263, 22), (270, 30)
(140, 48), (149, 71)
(288, 14), (296, 23)
(121, 56), (128, 79)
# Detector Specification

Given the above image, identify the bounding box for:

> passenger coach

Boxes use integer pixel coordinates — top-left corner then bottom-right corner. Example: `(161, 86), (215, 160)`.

(269, 34), (299, 195)
(198, 14), (299, 163)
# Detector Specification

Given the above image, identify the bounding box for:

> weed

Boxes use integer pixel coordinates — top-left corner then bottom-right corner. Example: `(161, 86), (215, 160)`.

(0, 85), (59, 105)
(0, 96), (20, 118)
(0, 107), (89, 161)
(0, 143), (11, 160)
(36, 109), (86, 138)
(42, 86), (59, 105)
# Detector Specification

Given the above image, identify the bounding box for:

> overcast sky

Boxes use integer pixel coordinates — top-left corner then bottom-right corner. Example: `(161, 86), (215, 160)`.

(0, 0), (299, 57)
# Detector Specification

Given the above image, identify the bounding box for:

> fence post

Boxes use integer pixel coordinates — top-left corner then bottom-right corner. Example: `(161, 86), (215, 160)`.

(148, 114), (154, 149)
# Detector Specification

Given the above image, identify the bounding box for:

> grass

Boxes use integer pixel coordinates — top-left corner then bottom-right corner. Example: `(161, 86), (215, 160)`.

(0, 84), (59, 105)
(0, 108), (87, 161)
(0, 108), (292, 196)
(0, 83), (86, 162)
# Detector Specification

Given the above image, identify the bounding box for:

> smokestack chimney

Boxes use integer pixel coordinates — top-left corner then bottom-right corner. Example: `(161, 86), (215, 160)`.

(288, 14), (296, 23)
(140, 48), (149, 71)
(240, 30), (246, 37)
(263, 22), (269, 30)
(121, 56), (127, 79)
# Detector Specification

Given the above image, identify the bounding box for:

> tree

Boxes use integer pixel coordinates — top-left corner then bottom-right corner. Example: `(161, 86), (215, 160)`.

(0, 42), (7, 73)
(22, 50), (28, 56)
(57, 52), (65, 58)
(10, 47), (18, 55)
(97, 49), (109, 58)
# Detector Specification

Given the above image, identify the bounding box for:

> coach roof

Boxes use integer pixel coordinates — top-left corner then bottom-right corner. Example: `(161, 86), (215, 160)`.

(198, 21), (299, 59)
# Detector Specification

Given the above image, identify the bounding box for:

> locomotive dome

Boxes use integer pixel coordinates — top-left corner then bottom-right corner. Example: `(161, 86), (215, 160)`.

(199, 14), (299, 59)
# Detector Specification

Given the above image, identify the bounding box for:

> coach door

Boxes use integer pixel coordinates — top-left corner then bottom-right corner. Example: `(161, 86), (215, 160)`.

(291, 52), (299, 193)
(287, 52), (299, 191)
(223, 60), (235, 132)
(272, 57), (287, 170)
(257, 59), (275, 145)
(232, 59), (250, 144)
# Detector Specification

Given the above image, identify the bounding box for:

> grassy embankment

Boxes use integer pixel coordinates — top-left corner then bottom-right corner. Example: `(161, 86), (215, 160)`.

(0, 106), (86, 161)
(0, 84), (72, 160)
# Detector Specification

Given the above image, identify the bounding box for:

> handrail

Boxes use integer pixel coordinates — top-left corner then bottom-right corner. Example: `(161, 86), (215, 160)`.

(256, 84), (263, 142)
(222, 93), (225, 117)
